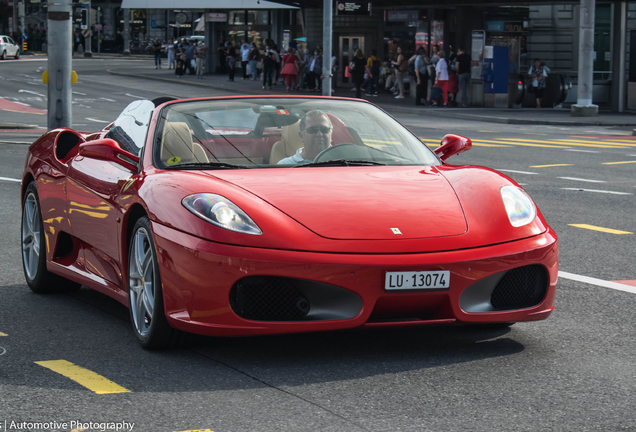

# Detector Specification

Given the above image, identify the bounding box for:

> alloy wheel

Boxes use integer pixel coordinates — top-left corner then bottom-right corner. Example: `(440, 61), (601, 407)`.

(129, 227), (156, 337)
(22, 192), (41, 281)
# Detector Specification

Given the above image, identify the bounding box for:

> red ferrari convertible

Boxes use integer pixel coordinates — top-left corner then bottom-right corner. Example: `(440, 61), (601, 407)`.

(21, 96), (558, 349)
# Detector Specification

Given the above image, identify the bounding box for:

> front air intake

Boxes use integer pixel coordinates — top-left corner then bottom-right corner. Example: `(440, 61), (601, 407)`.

(231, 276), (310, 321)
(490, 265), (548, 311)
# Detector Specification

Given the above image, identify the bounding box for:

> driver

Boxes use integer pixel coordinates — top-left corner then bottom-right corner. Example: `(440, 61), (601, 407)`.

(278, 110), (333, 164)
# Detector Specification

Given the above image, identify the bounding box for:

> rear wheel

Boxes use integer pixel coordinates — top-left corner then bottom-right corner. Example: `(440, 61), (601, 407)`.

(21, 182), (80, 293)
(1, 50), (6, 60)
(128, 216), (186, 349)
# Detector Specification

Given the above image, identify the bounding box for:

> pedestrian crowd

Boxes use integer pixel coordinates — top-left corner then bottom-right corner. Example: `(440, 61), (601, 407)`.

(149, 38), (485, 107)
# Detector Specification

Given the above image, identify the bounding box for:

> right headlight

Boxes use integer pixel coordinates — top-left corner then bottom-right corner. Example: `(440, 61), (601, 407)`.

(500, 186), (537, 227)
(182, 193), (262, 235)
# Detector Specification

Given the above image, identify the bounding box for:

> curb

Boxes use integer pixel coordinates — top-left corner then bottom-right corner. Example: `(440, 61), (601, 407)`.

(0, 123), (40, 130)
(381, 105), (636, 127)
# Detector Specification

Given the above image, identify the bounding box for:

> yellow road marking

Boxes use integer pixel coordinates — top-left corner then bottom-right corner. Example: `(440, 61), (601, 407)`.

(0, 332), (7, 336)
(470, 139), (563, 148)
(478, 130), (497, 133)
(554, 139), (636, 147)
(500, 138), (626, 149)
(529, 164), (573, 168)
(174, 430), (215, 432)
(602, 160), (636, 165)
(35, 360), (131, 394)
(569, 224), (633, 235)
(524, 133), (547, 135)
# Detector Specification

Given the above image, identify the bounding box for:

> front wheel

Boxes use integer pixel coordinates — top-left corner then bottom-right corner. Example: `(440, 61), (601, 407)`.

(1, 50), (6, 60)
(128, 216), (186, 349)
(14, 50), (20, 60)
(21, 182), (80, 293)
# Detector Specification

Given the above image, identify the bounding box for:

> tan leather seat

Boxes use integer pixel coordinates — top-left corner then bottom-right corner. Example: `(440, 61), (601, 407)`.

(160, 121), (209, 164)
(269, 120), (302, 164)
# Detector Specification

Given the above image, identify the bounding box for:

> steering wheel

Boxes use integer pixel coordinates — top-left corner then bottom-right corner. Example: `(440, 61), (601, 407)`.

(313, 143), (362, 163)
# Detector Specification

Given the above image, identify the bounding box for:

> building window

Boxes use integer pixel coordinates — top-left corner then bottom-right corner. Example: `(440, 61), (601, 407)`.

(229, 11), (246, 25)
(247, 11), (269, 25)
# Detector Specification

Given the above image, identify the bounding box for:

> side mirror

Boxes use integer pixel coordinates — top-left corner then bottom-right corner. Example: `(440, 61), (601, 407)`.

(78, 139), (140, 172)
(434, 134), (472, 162)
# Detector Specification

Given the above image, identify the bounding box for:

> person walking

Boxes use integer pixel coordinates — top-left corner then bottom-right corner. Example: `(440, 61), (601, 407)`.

(166, 38), (175, 70)
(309, 48), (323, 92)
(217, 40), (227, 74)
(240, 41), (250, 79)
(194, 42), (207, 79)
(434, 51), (450, 107)
(262, 50), (276, 89)
(280, 47), (299, 91)
(186, 41), (196, 75)
(248, 43), (260, 80)
(365, 49), (380, 96)
(414, 48), (429, 106)
(175, 40), (186, 77)
(349, 49), (366, 99)
(455, 46), (471, 107)
(152, 39), (162, 69)
(303, 50), (313, 90)
(225, 45), (236, 81)
(391, 46), (407, 99)
(528, 58), (548, 108)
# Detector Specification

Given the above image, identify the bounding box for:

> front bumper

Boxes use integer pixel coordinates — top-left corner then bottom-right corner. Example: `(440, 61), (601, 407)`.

(151, 222), (558, 337)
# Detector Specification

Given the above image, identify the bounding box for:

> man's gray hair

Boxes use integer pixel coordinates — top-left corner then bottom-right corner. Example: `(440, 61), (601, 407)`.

(299, 110), (332, 131)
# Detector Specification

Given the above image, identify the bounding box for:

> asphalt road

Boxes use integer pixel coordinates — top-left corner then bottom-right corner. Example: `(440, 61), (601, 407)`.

(1, 57), (635, 432)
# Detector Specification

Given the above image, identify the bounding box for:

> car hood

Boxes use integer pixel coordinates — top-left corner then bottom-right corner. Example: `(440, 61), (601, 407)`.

(206, 166), (467, 240)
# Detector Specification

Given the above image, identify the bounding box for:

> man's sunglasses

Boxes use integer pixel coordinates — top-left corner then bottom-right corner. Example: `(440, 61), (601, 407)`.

(303, 126), (332, 134)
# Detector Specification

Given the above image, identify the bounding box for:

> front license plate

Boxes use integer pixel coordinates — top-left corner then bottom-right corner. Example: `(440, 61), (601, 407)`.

(385, 270), (450, 291)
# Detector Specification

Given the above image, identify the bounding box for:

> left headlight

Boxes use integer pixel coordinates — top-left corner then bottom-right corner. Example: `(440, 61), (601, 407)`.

(500, 186), (537, 227)
(182, 193), (262, 235)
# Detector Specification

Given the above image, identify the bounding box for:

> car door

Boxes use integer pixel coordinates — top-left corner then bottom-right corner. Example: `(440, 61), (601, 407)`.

(66, 155), (132, 288)
(8, 37), (17, 56)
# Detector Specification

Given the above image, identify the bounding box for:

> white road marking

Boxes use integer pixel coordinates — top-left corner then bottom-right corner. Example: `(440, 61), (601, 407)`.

(0, 177), (21, 183)
(18, 89), (45, 97)
(85, 117), (110, 123)
(14, 101), (32, 107)
(0, 140), (32, 144)
(559, 271), (636, 295)
(498, 169), (540, 175)
(561, 187), (632, 195)
(73, 91), (87, 95)
(564, 149), (599, 153)
(125, 93), (144, 99)
(99, 97), (116, 102)
(558, 177), (605, 183)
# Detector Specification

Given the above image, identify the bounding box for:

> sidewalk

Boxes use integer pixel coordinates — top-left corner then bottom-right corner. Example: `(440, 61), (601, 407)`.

(108, 65), (636, 128)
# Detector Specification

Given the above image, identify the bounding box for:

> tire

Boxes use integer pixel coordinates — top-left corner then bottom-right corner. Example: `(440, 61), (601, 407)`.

(1, 50), (6, 60)
(15, 50), (20, 60)
(128, 216), (186, 349)
(21, 182), (81, 293)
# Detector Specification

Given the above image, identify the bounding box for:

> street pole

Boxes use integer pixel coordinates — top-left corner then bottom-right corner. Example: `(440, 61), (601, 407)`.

(123, 8), (130, 56)
(47, 0), (73, 130)
(321, 0), (332, 96)
(97, 7), (101, 55)
(18, 1), (25, 51)
(571, 0), (598, 116)
(84, 0), (92, 57)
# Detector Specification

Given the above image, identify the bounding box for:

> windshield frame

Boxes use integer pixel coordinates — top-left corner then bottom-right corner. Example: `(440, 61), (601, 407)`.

(151, 96), (441, 170)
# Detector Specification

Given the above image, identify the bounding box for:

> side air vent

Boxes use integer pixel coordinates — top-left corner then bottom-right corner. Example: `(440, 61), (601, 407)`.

(55, 131), (83, 163)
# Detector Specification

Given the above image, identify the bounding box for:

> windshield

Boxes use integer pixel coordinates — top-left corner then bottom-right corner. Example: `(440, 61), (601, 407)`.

(153, 98), (439, 169)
